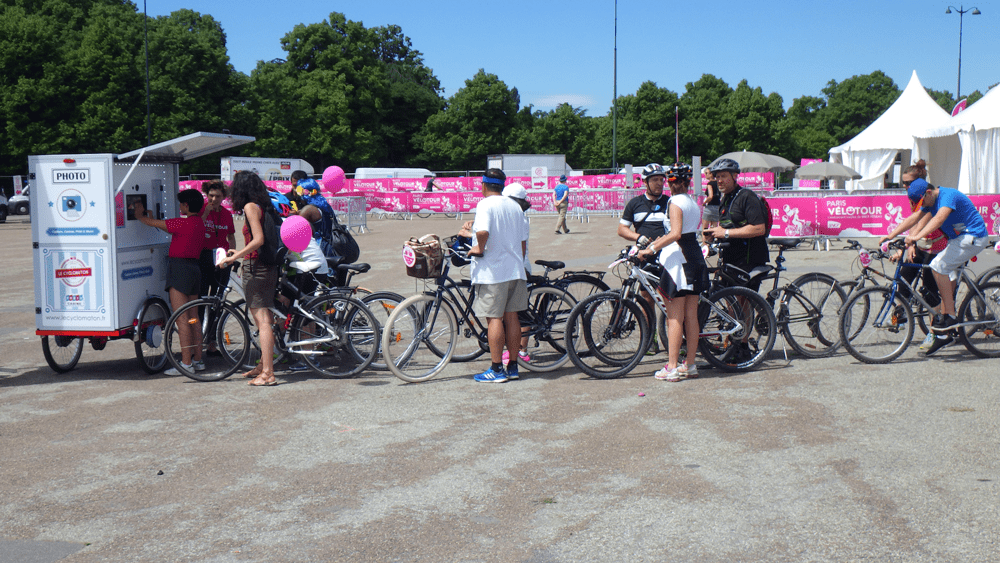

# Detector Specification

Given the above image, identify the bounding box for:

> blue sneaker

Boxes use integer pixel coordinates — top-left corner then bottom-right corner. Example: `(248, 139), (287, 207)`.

(505, 364), (519, 380)
(474, 368), (508, 383)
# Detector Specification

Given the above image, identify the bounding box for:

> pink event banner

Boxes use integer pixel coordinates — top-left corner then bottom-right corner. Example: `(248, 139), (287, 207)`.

(798, 158), (823, 189)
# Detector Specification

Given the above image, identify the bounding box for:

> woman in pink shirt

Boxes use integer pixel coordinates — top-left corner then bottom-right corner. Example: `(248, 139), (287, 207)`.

(134, 189), (207, 375)
(198, 180), (237, 299)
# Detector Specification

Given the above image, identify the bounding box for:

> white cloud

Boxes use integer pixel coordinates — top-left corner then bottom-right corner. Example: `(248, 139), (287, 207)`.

(530, 94), (597, 110)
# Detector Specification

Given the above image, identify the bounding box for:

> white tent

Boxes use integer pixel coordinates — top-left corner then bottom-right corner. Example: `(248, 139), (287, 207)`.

(914, 85), (1000, 194)
(829, 71), (952, 191)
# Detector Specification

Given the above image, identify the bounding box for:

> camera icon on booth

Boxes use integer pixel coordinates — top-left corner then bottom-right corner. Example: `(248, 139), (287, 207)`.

(61, 195), (82, 218)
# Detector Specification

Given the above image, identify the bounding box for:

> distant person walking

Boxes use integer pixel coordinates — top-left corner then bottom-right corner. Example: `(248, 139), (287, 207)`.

(553, 175), (570, 234)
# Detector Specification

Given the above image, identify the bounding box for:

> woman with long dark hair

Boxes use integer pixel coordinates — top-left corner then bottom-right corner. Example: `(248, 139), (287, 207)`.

(219, 171), (280, 386)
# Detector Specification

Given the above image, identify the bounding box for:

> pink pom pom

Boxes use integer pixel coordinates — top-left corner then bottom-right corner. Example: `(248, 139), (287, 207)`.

(280, 215), (312, 253)
(322, 166), (346, 195)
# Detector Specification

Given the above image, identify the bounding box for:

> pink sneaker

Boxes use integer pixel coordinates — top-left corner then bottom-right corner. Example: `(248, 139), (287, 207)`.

(518, 351), (531, 363)
(502, 350), (510, 367)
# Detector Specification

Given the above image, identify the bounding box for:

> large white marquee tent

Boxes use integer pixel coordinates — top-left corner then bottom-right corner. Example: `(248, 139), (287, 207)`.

(829, 71), (951, 191)
(914, 84), (1000, 194)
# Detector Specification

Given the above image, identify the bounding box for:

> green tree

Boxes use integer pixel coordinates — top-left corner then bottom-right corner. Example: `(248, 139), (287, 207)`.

(725, 80), (787, 155)
(591, 81), (678, 168)
(778, 95), (838, 161)
(507, 103), (596, 169)
(677, 74), (734, 161)
(414, 69), (520, 170)
(817, 71), (900, 145)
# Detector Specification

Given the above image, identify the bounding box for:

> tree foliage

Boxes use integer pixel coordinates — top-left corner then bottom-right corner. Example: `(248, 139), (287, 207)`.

(1, 3), (986, 178)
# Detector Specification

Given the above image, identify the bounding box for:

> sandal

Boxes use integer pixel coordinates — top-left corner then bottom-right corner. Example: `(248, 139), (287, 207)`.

(248, 375), (277, 386)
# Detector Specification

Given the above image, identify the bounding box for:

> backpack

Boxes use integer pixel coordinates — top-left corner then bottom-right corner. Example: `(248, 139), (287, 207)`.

(268, 190), (294, 218)
(727, 188), (773, 237)
(325, 212), (360, 264)
(256, 206), (285, 265)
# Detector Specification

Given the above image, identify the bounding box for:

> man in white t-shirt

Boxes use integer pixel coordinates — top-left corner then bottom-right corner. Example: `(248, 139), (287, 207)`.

(467, 169), (529, 383)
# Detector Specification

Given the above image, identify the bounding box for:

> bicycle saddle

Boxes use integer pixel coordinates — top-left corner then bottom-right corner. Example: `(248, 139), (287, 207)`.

(336, 263), (371, 274)
(768, 237), (802, 249)
(535, 260), (565, 270)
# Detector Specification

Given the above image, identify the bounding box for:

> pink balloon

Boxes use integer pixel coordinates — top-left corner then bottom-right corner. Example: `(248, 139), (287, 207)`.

(280, 214), (312, 253)
(322, 166), (346, 194)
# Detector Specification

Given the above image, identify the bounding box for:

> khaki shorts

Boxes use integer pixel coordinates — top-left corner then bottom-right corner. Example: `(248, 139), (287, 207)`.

(930, 234), (988, 281)
(473, 279), (528, 318)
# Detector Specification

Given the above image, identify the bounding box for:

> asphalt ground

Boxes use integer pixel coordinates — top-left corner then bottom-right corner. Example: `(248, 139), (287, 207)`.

(2, 212), (999, 562)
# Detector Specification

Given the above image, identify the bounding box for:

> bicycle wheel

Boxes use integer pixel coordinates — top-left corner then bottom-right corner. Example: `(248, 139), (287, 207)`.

(442, 282), (488, 362)
(291, 294), (378, 378)
(41, 335), (84, 373)
(564, 291), (649, 379)
(838, 286), (913, 364)
(698, 286), (777, 372)
(518, 285), (575, 372)
(165, 299), (251, 381)
(781, 273), (847, 357)
(382, 293), (457, 383)
(134, 298), (170, 374)
(416, 211), (432, 218)
(557, 274), (611, 304)
(360, 291), (405, 370)
(975, 266), (1000, 287)
(957, 281), (1000, 358)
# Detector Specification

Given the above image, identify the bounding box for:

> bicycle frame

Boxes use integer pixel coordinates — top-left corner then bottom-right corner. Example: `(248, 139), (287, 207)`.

(873, 253), (985, 331)
(612, 250), (744, 341)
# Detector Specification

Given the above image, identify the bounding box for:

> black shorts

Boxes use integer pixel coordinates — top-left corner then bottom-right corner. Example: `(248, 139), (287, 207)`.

(166, 257), (201, 296)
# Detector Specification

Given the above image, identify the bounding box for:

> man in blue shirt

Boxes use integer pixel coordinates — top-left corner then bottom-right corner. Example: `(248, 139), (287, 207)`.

(552, 175), (570, 234)
(882, 178), (989, 355)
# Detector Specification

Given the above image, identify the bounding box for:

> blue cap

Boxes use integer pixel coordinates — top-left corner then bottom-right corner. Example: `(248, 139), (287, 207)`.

(907, 178), (929, 202)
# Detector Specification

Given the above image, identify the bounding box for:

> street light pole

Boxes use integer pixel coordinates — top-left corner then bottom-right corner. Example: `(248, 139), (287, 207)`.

(612, 0), (617, 172)
(945, 5), (981, 101)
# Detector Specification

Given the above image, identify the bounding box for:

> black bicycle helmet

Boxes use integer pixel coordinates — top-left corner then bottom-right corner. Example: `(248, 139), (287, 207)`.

(667, 162), (693, 182)
(709, 158), (740, 174)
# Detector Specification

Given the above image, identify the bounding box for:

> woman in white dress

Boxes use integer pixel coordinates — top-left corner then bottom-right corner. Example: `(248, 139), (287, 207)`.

(637, 163), (710, 381)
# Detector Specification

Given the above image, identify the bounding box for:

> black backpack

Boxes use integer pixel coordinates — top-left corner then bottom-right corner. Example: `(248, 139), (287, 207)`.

(256, 206), (285, 265)
(324, 212), (360, 264)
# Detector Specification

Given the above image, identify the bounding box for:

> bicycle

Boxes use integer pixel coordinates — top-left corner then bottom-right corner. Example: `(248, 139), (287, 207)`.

(563, 244), (778, 379)
(428, 238), (608, 364)
(737, 238), (847, 358)
(839, 239), (976, 341)
(838, 239), (1000, 363)
(381, 244), (577, 382)
(165, 257), (382, 381)
(228, 260), (404, 371)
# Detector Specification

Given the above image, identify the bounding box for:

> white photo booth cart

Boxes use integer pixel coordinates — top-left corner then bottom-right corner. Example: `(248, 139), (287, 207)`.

(29, 132), (254, 373)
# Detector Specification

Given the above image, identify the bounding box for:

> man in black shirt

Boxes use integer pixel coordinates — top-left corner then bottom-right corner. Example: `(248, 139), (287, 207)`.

(703, 158), (770, 290)
(618, 163), (671, 354)
(619, 163), (670, 247)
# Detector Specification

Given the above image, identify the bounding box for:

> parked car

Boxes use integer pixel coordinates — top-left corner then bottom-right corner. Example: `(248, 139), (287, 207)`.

(9, 185), (28, 215)
(0, 192), (7, 222)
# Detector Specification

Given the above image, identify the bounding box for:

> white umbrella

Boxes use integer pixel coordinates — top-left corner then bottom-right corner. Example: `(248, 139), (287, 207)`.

(794, 162), (862, 181)
(710, 150), (797, 172)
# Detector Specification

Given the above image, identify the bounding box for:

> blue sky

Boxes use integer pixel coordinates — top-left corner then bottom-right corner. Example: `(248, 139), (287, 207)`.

(147, 0), (998, 114)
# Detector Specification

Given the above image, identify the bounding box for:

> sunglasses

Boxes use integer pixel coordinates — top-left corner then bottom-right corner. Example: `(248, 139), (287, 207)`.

(901, 180), (912, 188)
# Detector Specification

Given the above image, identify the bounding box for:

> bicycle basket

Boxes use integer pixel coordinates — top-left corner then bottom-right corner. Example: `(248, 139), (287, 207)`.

(403, 234), (445, 278)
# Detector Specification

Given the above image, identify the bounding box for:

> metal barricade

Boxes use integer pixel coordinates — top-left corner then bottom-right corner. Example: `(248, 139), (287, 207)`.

(328, 196), (369, 234)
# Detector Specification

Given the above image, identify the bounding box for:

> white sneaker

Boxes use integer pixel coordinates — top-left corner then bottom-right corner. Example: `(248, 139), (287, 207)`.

(164, 362), (193, 376)
(192, 360), (206, 372)
(918, 333), (936, 350)
(654, 366), (684, 382)
(679, 364), (698, 378)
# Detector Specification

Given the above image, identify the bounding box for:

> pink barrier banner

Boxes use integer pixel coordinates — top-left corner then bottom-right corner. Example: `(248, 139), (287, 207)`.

(769, 197), (820, 237)
(798, 158), (822, 189)
(737, 172), (775, 188)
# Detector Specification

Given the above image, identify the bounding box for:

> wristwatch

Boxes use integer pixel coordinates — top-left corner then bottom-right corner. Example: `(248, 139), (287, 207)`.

(724, 229), (730, 239)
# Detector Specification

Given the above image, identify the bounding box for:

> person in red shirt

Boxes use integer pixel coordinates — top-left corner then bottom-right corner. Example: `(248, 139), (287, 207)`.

(134, 189), (206, 375)
(198, 180), (236, 299)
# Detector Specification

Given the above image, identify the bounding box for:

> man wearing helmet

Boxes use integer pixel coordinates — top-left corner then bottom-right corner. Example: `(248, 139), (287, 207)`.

(619, 163), (670, 248)
(703, 158), (770, 290)
(619, 163), (672, 353)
